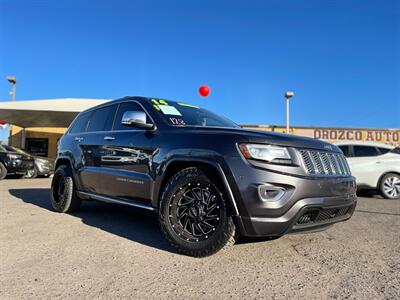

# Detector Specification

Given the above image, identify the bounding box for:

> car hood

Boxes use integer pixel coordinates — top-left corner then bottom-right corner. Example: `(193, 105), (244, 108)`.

(6, 151), (34, 160)
(186, 126), (341, 152)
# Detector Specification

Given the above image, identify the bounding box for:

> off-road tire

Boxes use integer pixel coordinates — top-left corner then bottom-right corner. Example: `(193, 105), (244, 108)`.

(0, 162), (7, 180)
(159, 167), (237, 257)
(51, 165), (82, 212)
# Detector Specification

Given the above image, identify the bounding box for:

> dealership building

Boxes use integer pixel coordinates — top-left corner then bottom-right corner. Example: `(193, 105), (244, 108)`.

(1, 98), (399, 158)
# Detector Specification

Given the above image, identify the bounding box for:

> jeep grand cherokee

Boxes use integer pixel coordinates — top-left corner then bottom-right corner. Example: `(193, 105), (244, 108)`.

(51, 96), (357, 256)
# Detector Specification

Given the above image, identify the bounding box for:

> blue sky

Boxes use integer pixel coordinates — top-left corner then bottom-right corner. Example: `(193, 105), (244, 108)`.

(0, 0), (399, 142)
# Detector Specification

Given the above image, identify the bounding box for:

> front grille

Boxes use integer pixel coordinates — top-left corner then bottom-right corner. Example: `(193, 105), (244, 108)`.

(21, 160), (34, 169)
(296, 205), (353, 226)
(298, 149), (351, 176)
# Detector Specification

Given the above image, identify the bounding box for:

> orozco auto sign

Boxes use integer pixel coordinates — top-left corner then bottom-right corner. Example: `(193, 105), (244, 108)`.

(241, 125), (400, 147)
(313, 129), (400, 145)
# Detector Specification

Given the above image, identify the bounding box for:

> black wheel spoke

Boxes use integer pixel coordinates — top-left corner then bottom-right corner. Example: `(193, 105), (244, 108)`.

(177, 206), (188, 218)
(179, 194), (195, 206)
(183, 216), (190, 231)
(200, 221), (214, 231)
(168, 182), (222, 242)
(204, 216), (219, 222)
(191, 222), (197, 236)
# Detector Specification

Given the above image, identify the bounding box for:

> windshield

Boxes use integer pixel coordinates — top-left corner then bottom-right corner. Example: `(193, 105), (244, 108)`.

(0, 145), (6, 152)
(149, 99), (239, 128)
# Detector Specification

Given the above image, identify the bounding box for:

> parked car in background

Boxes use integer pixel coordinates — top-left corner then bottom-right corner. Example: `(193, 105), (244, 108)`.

(7, 146), (55, 178)
(0, 144), (35, 180)
(51, 96), (357, 257)
(336, 142), (400, 199)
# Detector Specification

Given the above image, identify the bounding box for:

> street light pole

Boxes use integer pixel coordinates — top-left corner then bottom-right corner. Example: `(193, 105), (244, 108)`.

(7, 76), (17, 101)
(285, 91), (294, 134)
(5, 76), (17, 146)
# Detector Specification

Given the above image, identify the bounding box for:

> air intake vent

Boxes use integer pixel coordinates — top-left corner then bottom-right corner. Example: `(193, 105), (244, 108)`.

(299, 149), (351, 176)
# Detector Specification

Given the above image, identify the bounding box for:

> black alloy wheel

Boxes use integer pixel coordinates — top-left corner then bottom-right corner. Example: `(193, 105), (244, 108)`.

(168, 182), (223, 242)
(50, 165), (81, 213)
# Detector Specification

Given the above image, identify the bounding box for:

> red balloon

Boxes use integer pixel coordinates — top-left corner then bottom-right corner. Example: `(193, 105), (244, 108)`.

(199, 85), (210, 97)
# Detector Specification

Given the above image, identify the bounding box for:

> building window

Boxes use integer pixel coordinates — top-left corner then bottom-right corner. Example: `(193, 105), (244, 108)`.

(26, 138), (49, 157)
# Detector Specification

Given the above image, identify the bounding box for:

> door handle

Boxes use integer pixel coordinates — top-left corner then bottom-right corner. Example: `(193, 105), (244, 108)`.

(74, 137), (84, 142)
(104, 136), (116, 141)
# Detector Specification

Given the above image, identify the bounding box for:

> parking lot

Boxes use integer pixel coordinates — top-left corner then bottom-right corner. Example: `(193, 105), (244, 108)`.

(0, 178), (399, 299)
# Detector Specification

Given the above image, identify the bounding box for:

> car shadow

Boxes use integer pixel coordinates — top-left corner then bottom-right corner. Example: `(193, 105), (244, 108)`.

(8, 188), (176, 254)
(357, 189), (383, 199)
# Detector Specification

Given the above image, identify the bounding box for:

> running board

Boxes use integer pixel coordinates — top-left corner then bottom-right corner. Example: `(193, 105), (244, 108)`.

(77, 191), (155, 212)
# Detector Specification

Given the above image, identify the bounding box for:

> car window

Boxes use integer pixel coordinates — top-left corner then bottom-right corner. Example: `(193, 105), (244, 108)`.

(113, 102), (150, 131)
(339, 146), (351, 157)
(353, 146), (380, 157)
(87, 105), (118, 132)
(391, 147), (400, 154)
(70, 112), (92, 134)
(378, 147), (391, 155)
(0, 145), (6, 152)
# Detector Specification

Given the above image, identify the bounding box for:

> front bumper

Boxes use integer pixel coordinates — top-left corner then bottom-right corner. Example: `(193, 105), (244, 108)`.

(224, 156), (357, 237)
(235, 195), (357, 236)
(5, 159), (34, 174)
(36, 161), (54, 175)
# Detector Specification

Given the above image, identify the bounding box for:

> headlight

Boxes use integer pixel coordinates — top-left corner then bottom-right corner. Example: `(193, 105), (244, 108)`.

(238, 144), (292, 164)
(7, 154), (21, 159)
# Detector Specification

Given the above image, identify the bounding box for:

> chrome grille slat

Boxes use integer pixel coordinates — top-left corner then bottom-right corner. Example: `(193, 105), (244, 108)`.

(327, 153), (337, 175)
(335, 154), (345, 175)
(331, 154), (341, 175)
(342, 155), (351, 174)
(299, 149), (351, 177)
(311, 151), (324, 174)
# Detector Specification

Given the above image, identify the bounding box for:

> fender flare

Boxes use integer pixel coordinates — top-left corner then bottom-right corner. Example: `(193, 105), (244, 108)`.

(154, 157), (240, 216)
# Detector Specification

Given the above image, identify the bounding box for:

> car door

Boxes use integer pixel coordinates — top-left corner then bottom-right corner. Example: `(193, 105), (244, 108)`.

(345, 145), (382, 187)
(96, 101), (158, 202)
(78, 104), (118, 194)
(66, 111), (93, 191)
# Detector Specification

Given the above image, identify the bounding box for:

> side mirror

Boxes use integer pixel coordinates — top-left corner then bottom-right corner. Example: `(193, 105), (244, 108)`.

(121, 111), (154, 129)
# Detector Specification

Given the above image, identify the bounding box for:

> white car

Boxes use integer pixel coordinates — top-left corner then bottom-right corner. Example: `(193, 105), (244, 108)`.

(335, 142), (400, 199)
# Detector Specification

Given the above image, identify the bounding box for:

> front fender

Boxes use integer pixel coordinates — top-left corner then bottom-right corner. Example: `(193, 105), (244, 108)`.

(151, 152), (240, 216)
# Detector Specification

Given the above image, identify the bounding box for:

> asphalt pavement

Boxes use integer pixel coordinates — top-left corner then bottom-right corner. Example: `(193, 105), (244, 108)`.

(1, 178), (399, 299)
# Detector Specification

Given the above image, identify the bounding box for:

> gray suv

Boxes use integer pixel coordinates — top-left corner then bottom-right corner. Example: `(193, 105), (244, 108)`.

(51, 97), (357, 256)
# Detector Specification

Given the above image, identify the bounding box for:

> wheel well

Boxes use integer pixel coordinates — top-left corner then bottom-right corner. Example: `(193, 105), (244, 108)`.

(159, 161), (234, 212)
(55, 158), (72, 171)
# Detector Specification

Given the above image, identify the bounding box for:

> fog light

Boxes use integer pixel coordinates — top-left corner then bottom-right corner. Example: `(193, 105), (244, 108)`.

(258, 185), (285, 202)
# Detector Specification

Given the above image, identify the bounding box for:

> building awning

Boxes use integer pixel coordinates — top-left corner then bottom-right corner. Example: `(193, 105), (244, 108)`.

(0, 98), (109, 128)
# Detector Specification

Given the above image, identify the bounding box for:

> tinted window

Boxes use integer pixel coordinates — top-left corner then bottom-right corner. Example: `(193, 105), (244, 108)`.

(339, 146), (351, 157)
(378, 148), (390, 155)
(113, 102), (149, 131)
(391, 147), (400, 154)
(70, 112), (91, 133)
(87, 105), (118, 132)
(353, 146), (379, 157)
